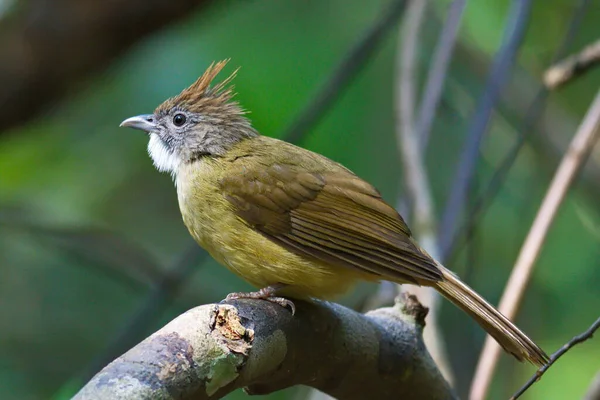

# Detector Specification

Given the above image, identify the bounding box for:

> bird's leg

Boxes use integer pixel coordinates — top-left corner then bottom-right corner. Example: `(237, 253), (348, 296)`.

(225, 283), (296, 315)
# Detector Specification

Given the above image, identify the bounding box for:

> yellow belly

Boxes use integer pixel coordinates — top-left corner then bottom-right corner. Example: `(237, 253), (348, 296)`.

(188, 204), (373, 299)
(176, 160), (376, 300)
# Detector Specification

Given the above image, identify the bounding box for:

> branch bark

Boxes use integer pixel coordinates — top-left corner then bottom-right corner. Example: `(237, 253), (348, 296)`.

(74, 297), (455, 400)
(0, 0), (212, 133)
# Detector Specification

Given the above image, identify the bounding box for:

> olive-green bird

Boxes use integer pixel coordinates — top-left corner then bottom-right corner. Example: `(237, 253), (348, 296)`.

(120, 60), (548, 366)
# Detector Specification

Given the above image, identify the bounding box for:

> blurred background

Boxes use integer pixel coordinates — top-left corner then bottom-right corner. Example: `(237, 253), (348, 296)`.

(0, 0), (599, 399)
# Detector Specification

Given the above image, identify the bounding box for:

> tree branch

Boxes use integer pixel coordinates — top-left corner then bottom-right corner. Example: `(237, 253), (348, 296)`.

(0, 0), (212, 133)
(544, 39), (600, 89)
(74, 297), (456, 400)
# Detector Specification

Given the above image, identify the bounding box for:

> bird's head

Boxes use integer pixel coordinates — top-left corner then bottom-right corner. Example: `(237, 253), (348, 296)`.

(120, 60), (256, 176)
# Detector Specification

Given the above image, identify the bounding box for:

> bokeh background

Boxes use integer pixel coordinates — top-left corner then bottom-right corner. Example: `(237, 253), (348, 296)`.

(1, 0), (599, 399)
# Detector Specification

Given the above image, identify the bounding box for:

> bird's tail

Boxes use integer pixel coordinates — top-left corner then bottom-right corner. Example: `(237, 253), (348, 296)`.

(434, 264), (549, 366)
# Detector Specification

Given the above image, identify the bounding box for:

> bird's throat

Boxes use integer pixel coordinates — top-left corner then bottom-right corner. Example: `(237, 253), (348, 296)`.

(147, 133), (181, 177)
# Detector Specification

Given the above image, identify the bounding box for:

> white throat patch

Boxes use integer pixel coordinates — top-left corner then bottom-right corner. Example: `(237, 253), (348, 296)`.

(147, 133), (181, 178)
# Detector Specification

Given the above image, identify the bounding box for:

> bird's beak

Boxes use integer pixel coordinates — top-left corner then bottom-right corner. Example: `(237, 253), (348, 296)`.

(120, 114), (156, 132)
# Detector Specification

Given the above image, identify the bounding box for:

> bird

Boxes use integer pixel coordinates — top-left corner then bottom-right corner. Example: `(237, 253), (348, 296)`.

(120, 60), (549, 366)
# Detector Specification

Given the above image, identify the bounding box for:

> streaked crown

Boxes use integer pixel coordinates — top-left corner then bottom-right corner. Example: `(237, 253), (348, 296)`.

(155, 59), (244, 117)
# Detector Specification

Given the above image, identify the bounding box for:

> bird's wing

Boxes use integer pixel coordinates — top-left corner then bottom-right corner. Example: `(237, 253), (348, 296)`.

(220, 161), (442, 284)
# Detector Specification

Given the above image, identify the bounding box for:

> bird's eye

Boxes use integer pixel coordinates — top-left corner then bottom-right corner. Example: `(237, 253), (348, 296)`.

(173, 113), (187, 127)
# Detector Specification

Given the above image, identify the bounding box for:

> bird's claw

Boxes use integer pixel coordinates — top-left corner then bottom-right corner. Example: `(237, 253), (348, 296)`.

(264, 296), (296, 315)
(225, 287), (295, 315)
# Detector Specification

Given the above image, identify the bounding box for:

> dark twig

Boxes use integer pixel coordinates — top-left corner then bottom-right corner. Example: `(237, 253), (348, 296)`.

(544, 39), (600, 89)
(446, 0), (591, 263)
(511, 316), (600, 399)
(439, 0), (533, 260)
(283, 0), (408, 143)
(416, 0), (466, 151)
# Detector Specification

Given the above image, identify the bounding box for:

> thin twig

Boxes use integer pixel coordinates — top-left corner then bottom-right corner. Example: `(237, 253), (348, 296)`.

(416, 0), (466, 151)
(395, 0), (454, 384)
(447, 0), (591, 264)
(470, 89), (600, 400)
(439, 0), (533, 260)
(283, 0), (409, 144)
(544, 39), (600, 89)
(511, 316), (600, 399)
(85, 0), (411, 385)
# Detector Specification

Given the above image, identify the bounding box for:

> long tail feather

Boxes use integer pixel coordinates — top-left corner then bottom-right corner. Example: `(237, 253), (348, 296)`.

(434, 265), (548, 366)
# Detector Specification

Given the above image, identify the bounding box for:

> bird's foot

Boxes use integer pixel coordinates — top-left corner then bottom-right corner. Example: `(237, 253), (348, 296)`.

(225, 284), (295, 315)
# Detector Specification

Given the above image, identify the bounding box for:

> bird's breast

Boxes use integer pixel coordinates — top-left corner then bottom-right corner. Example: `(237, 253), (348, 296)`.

(175, 159), (374, 299)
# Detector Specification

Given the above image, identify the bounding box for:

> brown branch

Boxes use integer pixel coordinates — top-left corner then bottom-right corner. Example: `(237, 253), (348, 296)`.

(0, 0), (213, 133)
(511, 316), (600, 399)
(544, 39), (600, 89)
(470, 89), (600, 400)
(74, 297), (456, 400)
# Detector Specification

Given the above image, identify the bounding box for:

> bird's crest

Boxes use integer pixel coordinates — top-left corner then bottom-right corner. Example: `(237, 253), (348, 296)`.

(155, 59), (242, 115)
